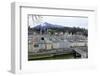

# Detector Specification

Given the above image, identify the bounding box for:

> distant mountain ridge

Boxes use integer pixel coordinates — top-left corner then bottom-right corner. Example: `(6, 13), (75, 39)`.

(33, 22), (64, 30)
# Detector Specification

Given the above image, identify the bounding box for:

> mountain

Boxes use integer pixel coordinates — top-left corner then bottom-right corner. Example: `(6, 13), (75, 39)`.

(33, 22), (64, 30)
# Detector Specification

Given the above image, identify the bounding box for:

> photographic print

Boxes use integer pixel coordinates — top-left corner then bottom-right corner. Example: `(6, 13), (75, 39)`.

(28, 14), (88, 61)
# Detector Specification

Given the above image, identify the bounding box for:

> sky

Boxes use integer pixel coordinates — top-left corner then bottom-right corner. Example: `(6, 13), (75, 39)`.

(28, 15), (88, 29)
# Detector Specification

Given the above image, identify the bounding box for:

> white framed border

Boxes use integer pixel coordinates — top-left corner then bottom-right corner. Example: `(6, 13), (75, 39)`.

(11, 2), (97, 74)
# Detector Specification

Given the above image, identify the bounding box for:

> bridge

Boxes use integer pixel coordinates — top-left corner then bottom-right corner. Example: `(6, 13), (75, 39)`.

(73, 48), (88, 58)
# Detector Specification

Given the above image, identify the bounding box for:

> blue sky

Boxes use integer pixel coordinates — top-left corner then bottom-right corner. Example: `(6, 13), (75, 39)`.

(28, 15), (88, 29)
